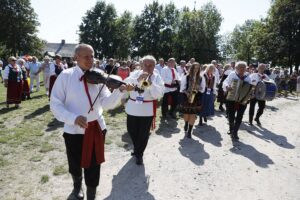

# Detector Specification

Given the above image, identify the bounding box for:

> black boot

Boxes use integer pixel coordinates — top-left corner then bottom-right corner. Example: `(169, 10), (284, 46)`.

(249, 116), (253, 125)
(67, 176), (84, 200)
(86, 186), (97, 200)
(135, 155), (144, 165)
(255, 117), (261, 126)
(184, 121), (188, 132)
(187, 124), (193, 138)
(227, 123), (234, 135)
(204, 117), (207, 123)
(231, 131), (239, 140)
(198, 117), (203, 126)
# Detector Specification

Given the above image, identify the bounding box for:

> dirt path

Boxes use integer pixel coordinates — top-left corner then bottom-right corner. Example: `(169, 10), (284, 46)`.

(1, 96), (299, 200)
(98, 96), (300, 200)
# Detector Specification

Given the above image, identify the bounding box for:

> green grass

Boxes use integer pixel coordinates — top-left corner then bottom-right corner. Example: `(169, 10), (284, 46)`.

(40, 175), (49, 184)
(53, 165), (67, 176)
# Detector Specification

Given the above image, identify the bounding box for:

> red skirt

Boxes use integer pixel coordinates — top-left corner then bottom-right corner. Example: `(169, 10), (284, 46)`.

(49, 75), (57, 98)
(7, 80), (23, 104)
(23, 79), (30, 96)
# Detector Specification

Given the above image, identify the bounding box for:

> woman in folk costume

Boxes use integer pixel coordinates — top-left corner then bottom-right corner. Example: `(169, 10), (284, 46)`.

(17, 59), (31, 100)
(198, 64), (217, 125)
(124, 55), (164, 165)
(3, 56), (23, 108)
(49, 54), (66, 98)
(179, 62), (202, 138)
(217, 64), (232, 112)
(117, 61), (131, 80)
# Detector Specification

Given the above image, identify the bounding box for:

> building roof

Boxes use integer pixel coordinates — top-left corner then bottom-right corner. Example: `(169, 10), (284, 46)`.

(43, 40), (77, 58)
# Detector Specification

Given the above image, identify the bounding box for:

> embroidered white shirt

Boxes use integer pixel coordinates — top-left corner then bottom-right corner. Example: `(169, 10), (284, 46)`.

(222, 71), (252, 93)
(160, 66), (180, 93)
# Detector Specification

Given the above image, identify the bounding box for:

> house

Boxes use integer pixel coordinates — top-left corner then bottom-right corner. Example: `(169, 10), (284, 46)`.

(43, 39), (77, 59)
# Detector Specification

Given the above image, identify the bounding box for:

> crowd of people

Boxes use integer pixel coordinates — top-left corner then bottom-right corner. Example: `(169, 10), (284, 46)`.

(1, 44), (300, 199)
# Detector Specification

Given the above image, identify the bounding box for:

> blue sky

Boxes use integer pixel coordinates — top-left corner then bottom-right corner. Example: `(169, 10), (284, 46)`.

(31, 0), (271, 43)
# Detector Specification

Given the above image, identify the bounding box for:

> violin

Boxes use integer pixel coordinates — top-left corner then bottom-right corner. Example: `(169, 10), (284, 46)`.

(84, 68), (127, 89)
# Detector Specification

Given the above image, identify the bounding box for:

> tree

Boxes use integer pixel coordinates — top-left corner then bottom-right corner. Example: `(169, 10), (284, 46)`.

(131, 1), (164, 58)
(114, 11), (133, 59)
(79, 1), (117, 59)
(230, 20), (257, 64)
(0, 0), (44, 57)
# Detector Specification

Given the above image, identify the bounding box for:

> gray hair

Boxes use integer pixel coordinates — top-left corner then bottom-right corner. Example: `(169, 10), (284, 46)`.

(235, 61), (247, 69)
(17, 59), (25, 65)
(74, 44), (94, 56)
(141, 55), (156, 65)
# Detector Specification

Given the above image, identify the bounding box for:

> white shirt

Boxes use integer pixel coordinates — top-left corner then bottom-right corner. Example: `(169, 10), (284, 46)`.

(200, 73), (218, 94)
(222, 71), (252, 93)
(3, 64), (22, 80)
(176, 66), (187, 80)
(50, 65), (124, 134)
(124, 70), (164, 116)
(28, 62), (41, 75)
(155, 64), (166, 75)
(250, 73), (270, 86)
(160, 66), (180, 93)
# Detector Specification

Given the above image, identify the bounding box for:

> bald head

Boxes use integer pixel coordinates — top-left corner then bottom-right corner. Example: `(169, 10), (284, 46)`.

(74, 44), (95, 70)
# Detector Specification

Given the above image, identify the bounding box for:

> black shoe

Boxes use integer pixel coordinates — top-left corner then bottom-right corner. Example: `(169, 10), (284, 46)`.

(67, 176), (84, 200)
(255, 118), (261, 126)
(231, 134), (239, 140)
(249, 121), (253, 126)
(186, 124), (193, 138)
(204, 117), (207, 123)
(136, 156), (144, 165)
(86, 186), (96, 200)
(184, 122), (188, 132)
(197, 117), (203, 127)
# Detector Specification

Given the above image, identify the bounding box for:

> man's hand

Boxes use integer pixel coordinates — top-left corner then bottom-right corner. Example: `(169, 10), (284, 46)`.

(137, 72), (149, 82)
(119, 84), (134, 92)
(75, 116), (88, 129)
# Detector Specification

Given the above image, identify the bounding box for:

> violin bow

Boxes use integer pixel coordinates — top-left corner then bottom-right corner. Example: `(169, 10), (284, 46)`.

(88, 65), (117, 114)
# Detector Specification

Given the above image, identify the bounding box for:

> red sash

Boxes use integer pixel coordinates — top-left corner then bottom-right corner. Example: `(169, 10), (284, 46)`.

(129, 98), (157, 130)
(80, 75), (105, 168)
(81, 120), (105, 168)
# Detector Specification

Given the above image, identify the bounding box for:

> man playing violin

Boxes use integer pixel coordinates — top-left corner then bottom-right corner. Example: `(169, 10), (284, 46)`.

(50, 44), (130, 200)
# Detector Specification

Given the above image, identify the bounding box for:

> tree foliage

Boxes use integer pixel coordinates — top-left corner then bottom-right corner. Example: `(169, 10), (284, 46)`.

(0, 0), (44, 58)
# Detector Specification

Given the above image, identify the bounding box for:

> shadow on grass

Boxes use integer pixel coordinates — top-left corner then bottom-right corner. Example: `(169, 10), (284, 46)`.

(107, 105), (125, 117)
(24, 104), (50, 119)
(121, 132), (133, 150)
(0, 106), (18, 115)
(46, 118), (64, 132)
